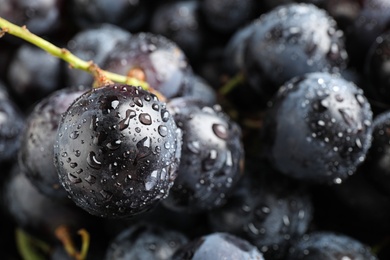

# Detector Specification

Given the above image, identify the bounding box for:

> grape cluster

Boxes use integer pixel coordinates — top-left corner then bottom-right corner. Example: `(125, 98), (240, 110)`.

(1, 0), (390, 259)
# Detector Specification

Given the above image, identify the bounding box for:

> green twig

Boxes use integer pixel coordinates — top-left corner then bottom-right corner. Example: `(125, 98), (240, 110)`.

(219, 72), (245, 96)
(15, 228), (50, 260)
(55, 225), (90, 260)
(0, 17), (151, 92)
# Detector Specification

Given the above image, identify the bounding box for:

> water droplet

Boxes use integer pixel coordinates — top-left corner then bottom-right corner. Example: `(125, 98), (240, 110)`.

(338, 108), (355, 127)
(107, 140), (122, 150)
(283, 215), (290, 226)
(333, 177), (342, 184)
(139, 113), (152, 125)
(61, 152), (68, 157)
(87, 151), (102, 169)
(317, 120), (325, 126)
(93, 131), (107, 146)
(187, 141), (200, 154)
(152, 103), (159, 111)
(85, 175), (96, 184)
(161, 109), (170, 122)
(70, 162), (78, 168)
(68, 173), (81, 184)
(134, 97), (143, 107)
(136, 137), (152, 162)
(202, 149), (218, 171)
(119, 109), (136, 131)
(100, 190), (113, 200)
(145, 170), (159, 191)
(212, 123), (228, 139)
(158, 125), (168, 137)
(355, 138), (362, 148)
(111, 100), (119, 109)
(69, 131), (79, 139)
(90, 115), (98, 131)
(225, 150), (233, 167)
(248, 222), (260, 235)
(355, 94), (366, 106)
(74, 150), (81, 157)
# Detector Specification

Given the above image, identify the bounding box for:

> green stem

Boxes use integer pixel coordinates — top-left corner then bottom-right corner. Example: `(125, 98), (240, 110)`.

(15, 228), (50, 260)
(219, 72), (245, 96)
(0, 17), (149, 91)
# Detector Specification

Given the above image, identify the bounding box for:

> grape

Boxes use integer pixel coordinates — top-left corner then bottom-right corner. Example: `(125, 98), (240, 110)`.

(162, 98), (244, 213)
(19, 87), (86, 200)
(54, 84), (182, 218)
(261, 72), (372, 184)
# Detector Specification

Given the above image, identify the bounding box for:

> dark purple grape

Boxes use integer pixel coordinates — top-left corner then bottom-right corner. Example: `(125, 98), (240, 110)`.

(0, 0), (63, 36)
(7, 44), (64, 109)
(244, 3), (348, 99)
(19, 87), (86, 200)
(162, 99), (244, 213)
(361, 111), (390, 196)
(70, 0), (148, 32)
(223, 21), (255, 75)
(185, 75), (217, 107)
(365, 31), (390, 104)
(101, 32), (194, 99)
(208, 159), (313, 259)
(104, 222), (189, 260)
(200, 0), (256, 34)
(172, 232), (264, 260)
(66, 24), (132, 88)
(54, 84), (182, 218)
(0, 81), (25, 164)
(150, 1), (204, 61)
(261, 72), (373, 184)
(2, 164), (95, 242)
(287, 231), (378, 259)
(349, 0), (390, 68)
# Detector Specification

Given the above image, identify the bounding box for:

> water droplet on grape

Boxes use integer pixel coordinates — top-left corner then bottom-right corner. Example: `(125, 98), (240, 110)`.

(85, 175), (96, 184)
(87, 151), (102, 169)
(69, 131), (79, 139)
(212, 123), (228, 139)
(158, 125), (168, 137)
(119, 109), (136, 131)
(139, 113), (152, 125)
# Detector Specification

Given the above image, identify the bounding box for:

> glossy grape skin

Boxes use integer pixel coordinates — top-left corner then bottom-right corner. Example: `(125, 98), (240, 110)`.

(359, 111), (390, 197)
(172, 232), (264, 260)
(2, 165), (94, 242)
(54, 84), (182, 219)
(101, 32), (194, 99)
(0, 81), (25, 164)
(66, 24), (132, 88)
(287, 231), (378, 260)
(223, 21), (255, 76)
(70, 0), (148, 32)
(7, 44), (64, 109)
(244, 3), (348, 99)
(349, 0), (390, 68)
(365, 31), (390, 104)
(19, 87), (86, 200)
(200, 0), (256, 34)
(208, 160), (313, 259)
(261, 72), (373, 184)
(150, 1), (204, 62)
(162, 99), (244, 213)
(0, 0), (63, 36)
(105, 222), (189, 260)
